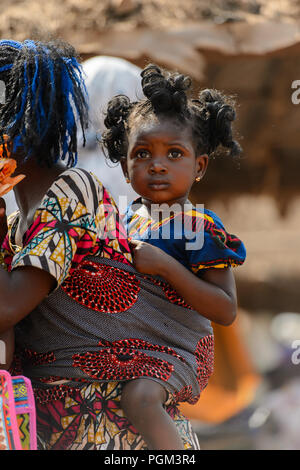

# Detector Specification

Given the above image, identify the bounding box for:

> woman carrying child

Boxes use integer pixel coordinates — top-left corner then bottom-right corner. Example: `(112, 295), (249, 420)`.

(0, 38), (198, 450)
(0, 39), (245, 450)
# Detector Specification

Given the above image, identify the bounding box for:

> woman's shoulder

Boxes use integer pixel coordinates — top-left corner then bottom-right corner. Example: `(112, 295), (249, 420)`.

(7, 209), (20, 227)
(50, 167), (104, 196)
(43, 167), (116, 214)
(123, 197), (143, 223)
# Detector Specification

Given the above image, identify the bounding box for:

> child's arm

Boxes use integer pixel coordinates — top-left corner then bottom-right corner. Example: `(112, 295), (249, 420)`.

(130, 240), (237, 326)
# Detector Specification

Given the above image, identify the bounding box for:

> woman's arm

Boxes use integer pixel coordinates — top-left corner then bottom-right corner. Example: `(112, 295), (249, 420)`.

(0, 266), (56, 333)
(131, 240), (237, 326)
(0, 197), (54, 340)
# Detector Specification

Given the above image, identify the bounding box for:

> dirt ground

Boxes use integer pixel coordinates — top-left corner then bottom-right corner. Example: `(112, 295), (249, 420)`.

(1, 0), (300, 42)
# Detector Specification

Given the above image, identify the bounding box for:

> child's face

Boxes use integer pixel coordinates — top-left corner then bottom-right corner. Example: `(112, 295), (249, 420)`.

(123, 117), (208, 207)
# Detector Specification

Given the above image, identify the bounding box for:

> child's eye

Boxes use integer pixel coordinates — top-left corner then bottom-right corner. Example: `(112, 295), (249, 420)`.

(135, 150), (150, 159)
(168, 149), (183, 159)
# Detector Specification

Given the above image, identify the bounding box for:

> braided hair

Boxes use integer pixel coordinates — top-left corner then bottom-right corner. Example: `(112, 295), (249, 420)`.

(0, 39), (88, 167)
(102, 64), (241, 163)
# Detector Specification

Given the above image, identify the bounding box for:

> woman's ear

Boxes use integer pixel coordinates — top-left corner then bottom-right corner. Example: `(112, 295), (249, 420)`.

(195, 154), (209, 181)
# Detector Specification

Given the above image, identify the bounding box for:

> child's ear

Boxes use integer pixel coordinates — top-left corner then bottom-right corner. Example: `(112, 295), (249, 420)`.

(195, 154), (208, 181)
(120, 158), (129, 182)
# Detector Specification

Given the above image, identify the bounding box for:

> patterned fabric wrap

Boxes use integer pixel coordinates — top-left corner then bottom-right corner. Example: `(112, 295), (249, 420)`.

(1, 168), (216, 448)
(35, 381), (200, 450)
(13, 256), (214, 405)
(2, 169), (214, 404)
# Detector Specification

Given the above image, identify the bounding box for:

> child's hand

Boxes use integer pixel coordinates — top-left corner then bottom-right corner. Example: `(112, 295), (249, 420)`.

(0, 197), (7, 246)
(130, 239), (169, 276)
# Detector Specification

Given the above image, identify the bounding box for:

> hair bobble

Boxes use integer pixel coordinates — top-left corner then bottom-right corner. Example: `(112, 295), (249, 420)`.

(172, 74), (191, 92)
(104, 95), (132, 129)
(141, 65), (169, 105)
(141, 64), (191, 114)
(216, 104), (236, 126)
(102, 95), (134, 163)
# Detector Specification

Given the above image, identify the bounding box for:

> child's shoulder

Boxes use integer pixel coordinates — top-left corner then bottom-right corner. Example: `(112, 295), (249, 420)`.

(187, 205), (246, 270)
(123, 197), (143, 221)
(123, 199), (226, 229)
(185, 204), (225, 231)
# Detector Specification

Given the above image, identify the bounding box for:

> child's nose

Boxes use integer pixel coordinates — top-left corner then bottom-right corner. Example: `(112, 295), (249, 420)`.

(149, 160), (167, 174)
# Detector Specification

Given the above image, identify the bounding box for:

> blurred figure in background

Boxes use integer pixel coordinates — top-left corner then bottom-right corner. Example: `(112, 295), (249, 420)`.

(180, 318), (261, 424)
(77, 55), (143, 206)
(3, 55), (142, 215)
(2, 176), (17, 215)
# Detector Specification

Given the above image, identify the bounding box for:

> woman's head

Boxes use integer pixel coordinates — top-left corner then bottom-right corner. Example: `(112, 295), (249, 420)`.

(0, 39), (88, 168)
(102, 64), (241, 205)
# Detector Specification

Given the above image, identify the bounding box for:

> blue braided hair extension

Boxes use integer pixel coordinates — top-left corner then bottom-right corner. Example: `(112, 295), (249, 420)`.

(0, 38), (88, 167)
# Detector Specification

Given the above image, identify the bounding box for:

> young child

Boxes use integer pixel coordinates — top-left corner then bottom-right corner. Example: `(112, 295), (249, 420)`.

(102, 64), (246, 449)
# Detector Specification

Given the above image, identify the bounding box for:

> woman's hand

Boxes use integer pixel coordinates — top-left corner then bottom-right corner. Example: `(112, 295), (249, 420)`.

(0, 157), (25, 197)
(0, 197), (8, 246)
(130, 239), (171, 276)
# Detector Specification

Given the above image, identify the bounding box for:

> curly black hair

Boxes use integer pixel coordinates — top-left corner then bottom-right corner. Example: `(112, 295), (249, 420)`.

(0, 38), (89, 167)
(102, 64), (241, 164)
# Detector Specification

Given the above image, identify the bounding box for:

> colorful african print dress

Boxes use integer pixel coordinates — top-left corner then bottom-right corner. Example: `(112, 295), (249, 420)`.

(123, 198), (247, 411)
(0, 168), (205, 450)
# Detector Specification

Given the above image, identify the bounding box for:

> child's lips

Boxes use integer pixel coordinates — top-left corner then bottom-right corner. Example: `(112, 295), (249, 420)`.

(148, 180), (170, 190)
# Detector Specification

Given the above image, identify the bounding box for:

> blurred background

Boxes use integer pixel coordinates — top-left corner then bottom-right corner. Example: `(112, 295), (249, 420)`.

(1, 0), (300, 450)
